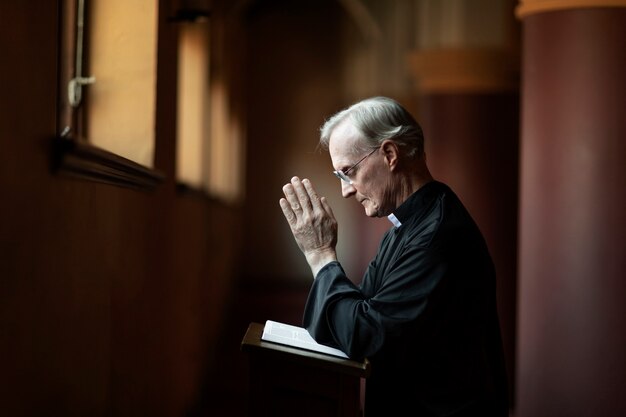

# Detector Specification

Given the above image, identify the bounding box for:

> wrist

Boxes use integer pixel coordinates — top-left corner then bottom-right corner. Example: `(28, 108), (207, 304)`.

(305, 249), (337, 278)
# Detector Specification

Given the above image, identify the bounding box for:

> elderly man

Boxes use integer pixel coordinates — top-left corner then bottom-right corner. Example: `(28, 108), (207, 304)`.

(279, 96), (508, 417)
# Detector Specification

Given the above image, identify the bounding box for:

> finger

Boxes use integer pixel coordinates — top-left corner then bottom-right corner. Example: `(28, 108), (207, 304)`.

(291, 176), (313, 212)
(282, 183), (302, 212)
(302, 178), (321, 210)
(279, 198), (297, 224)
(320, 196), (336, 220)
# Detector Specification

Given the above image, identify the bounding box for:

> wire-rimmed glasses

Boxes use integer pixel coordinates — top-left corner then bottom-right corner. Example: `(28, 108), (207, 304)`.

(333, 147), (378, 184)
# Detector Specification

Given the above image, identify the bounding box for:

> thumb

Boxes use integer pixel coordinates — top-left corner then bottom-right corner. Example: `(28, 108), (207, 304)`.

(320, 196), (336, 220)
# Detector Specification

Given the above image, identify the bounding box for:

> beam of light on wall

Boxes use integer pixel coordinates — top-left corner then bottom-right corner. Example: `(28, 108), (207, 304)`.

(177, 21), (211, 190)
(207, 81), (243, 203)
(87, 0), (158, 168)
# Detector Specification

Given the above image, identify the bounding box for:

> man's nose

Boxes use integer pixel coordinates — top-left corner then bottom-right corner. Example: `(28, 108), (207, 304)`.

(341, 181), (356, 198)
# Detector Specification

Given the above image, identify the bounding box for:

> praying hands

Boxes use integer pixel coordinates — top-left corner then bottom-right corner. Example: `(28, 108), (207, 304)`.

(279, 176), (338, 277)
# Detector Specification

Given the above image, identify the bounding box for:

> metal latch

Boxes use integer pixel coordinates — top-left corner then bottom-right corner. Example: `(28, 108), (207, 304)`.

(68, 0), (95, 107)
(68, 76), (96, 107)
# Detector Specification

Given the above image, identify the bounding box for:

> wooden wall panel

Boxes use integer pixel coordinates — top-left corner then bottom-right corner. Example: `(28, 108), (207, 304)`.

(0, 1), (242, 416)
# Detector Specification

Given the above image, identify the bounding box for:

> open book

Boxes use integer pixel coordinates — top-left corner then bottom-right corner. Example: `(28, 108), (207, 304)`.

(261, 320), (349, 359)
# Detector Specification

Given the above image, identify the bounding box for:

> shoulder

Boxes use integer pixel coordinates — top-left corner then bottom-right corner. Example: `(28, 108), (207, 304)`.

(403, 182), (473, 247)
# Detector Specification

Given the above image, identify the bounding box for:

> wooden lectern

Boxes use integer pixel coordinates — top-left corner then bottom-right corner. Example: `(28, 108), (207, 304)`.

(241, 322), (370, 417)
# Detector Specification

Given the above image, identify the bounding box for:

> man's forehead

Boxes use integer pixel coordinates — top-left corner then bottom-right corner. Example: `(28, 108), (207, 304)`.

(328, 121), (361, 155)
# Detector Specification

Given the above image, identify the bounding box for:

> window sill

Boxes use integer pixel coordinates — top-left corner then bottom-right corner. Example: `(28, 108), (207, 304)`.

(53, 137), (165, 191)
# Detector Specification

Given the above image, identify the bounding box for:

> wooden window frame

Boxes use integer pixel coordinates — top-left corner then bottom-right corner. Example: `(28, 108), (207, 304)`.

(54, 0), (165, 191)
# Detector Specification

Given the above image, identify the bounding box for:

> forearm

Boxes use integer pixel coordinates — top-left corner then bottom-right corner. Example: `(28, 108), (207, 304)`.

(303, 262), (369, 358)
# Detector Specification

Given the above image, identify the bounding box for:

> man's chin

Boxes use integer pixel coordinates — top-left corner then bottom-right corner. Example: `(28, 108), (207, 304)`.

(362, 204), (379, 218)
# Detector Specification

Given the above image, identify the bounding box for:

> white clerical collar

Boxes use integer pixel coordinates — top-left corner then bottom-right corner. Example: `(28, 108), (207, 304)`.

(387, 213), (402, 228)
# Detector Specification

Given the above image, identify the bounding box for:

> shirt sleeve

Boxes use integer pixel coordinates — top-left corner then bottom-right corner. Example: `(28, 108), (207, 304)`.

(303, 241), (448, 360)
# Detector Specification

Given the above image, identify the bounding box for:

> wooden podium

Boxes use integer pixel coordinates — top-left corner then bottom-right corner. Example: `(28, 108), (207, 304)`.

(241, 322), (370, 417)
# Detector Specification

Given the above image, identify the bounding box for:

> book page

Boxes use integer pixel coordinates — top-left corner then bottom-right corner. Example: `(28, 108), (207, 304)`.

(261, 320), (349, 359)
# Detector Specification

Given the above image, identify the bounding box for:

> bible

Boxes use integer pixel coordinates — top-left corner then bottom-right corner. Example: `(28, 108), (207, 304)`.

(261, 319), (349, 359)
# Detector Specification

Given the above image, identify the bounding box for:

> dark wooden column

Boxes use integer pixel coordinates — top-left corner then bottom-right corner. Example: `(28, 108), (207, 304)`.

(516, 2), (626, 416)
(408, 9), (521, 407)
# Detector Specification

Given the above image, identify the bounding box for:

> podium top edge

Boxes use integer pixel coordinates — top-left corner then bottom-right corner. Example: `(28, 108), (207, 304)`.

(241, 322), (371, 378)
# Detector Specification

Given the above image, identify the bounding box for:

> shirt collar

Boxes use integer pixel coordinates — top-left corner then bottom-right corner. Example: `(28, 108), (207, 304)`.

(387, 180), (440, 228)
(387, 213), (402, 227)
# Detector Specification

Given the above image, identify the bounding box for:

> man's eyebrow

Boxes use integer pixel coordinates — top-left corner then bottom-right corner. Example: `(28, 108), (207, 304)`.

(333, 160), (350, 172)
(339, 161), (358, 173)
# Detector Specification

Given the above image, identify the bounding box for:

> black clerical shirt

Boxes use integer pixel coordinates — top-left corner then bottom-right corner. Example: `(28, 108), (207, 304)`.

(303, 181), (508, 417)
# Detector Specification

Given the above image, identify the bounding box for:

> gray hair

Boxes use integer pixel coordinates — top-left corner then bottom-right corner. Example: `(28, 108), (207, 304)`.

(319, 96), (424, 158)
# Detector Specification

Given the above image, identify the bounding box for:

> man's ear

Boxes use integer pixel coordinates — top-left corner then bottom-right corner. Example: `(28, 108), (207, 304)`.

(381, 140), (400, 171)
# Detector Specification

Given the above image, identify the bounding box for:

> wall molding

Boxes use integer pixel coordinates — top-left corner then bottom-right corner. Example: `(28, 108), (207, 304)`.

(408, 48), (519, 94)
(516, 0), (626, 18)
(53, 137), (165, 191)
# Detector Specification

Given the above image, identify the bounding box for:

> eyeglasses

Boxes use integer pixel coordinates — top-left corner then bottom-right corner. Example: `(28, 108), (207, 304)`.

(333, 147), (378, 184)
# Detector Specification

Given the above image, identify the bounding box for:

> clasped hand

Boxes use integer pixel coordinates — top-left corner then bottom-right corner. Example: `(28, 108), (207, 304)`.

(279, 176), (338, 277)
